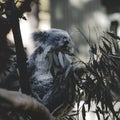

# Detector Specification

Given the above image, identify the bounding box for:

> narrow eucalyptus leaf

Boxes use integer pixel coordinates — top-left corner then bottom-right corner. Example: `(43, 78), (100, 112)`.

(65, 54), (72, 63)
(107, 32), (120, 40)
(87, 98), (91, 112)
(91, 44), (97, 54)
(48, 53), (53, 69)
(64, 65), (72, 79)
(58, 52), (65, 68)
(96, 110), (100, 120)
(89, 51), (94, 60)
(43, 45), (52, 58)
(112, 40), (119, 52)
(53, 53), (59, 66)
(102, 36), (112, 44)
(103, 41), (111, 52)
(82, 104), (86, 120)
(99, 46), (106, 53)
(105, 116), (109, 120)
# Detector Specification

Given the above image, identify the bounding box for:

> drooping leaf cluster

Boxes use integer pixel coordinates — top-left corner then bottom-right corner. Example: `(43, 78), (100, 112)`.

(21, 31), (120, 120)
(0, 0), (34, 18)
(65, 32), (120, 120)
(0, 1), (119, 120)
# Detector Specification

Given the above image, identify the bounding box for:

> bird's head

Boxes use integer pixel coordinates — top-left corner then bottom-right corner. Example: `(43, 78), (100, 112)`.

(33, 29), (73, 52)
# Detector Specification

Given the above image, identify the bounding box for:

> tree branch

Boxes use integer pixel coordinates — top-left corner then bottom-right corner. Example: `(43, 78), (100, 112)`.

(0, 88), (54, 120)
(5, 0), (31, 94)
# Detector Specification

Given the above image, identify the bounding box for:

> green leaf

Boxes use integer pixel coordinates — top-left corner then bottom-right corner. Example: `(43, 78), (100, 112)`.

(112, 40), (119, 52)
(87, 95), (91, 112)
(99, 46), (106, 53)
(107, 32), (120, 40)
(64, 64), (72, 79)
(91, 44), (97, 55)
(96, 110), (100, 120)
(105, 115), (109, 120)
(103, 41), (111, 53)
(97, 106), (103, 114)
(73, 72), (79, 82)
(53, 53), (59, 66)
(48, 53), (53, 70)
(65, 54), (72, 63)
(89, 51), (94, 60)
(102, 36), (112, 44)
(82, 104), (86, 120)
(58, 52), (65, 68)
(43, 45), (52, 58)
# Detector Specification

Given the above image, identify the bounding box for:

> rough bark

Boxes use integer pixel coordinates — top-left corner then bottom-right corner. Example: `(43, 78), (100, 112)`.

(0, 88), (54, 120)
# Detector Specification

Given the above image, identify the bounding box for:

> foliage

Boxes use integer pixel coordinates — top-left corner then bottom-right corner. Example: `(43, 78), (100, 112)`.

(64, 32), (120, 120)
(0, 0), (119, 120)
(0, 0), (33, 17)
(44, 31), (120, 120)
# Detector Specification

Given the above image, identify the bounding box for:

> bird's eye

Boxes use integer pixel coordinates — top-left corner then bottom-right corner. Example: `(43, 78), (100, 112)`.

(63, 36), (67, 39)
(55, 38), (60, 41)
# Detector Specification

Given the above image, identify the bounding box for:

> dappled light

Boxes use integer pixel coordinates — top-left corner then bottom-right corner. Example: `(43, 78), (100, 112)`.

(0, 0), (120, 120)
(69, 0), (91, 9)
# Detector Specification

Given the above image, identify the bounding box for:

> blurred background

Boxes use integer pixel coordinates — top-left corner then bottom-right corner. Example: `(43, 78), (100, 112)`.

(14, 0), (119, 55)
(10, 0), (120, 59)
(10, 0), (120, 119)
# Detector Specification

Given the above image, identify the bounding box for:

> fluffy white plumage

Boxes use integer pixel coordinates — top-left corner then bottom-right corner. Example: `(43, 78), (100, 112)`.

(27, 29), (75, 117)
(0, 29), (75, 119)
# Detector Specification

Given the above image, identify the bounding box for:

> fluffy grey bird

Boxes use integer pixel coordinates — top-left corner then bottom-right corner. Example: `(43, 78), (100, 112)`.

(27, 29), (76, 117)
(0, 29), (76, 119)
